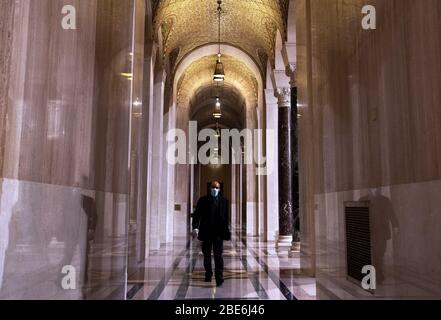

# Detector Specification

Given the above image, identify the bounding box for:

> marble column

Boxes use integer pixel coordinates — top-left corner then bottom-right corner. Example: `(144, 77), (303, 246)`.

(159, 104), (175, 244)
(277, 88), (294, 250)
(148, 69), (165, 251)
(288, 64), (301, 254)
(291, 85), (301, 252)
(127, 0), (147, 279)
(245, 106), (258, 237)
(230, 163), (237, 230)
(174, 105), (190, 241)
(264, 89), (279, 242)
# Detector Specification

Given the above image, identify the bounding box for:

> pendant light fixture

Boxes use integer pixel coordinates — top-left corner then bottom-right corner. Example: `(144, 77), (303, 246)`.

(213, 0), (225, 82)
(213, 97), (222, 119)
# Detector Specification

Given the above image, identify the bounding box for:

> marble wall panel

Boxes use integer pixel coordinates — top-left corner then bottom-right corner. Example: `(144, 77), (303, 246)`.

(299, 0), (441, 298)
(296, 0), (316, 276)
(315, 180), (441, 298)
(0, 0), (140, 299)
(309, 0), (441, 194)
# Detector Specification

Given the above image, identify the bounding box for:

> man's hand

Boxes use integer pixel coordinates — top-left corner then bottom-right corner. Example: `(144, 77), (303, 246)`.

(191, 229), (199, 239)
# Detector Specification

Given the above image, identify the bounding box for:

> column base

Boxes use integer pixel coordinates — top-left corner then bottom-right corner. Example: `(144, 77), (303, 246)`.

(289, 241), (301, 257)
(276, 235), (293, 253)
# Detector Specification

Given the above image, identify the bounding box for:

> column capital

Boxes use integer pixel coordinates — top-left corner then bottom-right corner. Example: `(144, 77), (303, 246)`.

(286, 63), (297, 87)
(276, 87), (291, 108)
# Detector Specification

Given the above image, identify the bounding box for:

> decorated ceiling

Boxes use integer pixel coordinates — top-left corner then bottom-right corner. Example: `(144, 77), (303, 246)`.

(153, 0), (288, 72)
(177, 54), (258, 108)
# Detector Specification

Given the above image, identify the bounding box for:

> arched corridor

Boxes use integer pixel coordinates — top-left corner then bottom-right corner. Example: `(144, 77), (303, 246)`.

(1, 0), (441, 301)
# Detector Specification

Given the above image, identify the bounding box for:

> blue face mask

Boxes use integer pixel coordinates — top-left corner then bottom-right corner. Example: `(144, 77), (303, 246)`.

(211, 188), (219, 198)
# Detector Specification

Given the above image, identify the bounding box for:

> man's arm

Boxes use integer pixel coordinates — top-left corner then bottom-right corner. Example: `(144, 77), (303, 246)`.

(225, 199), (231, 240)
(192, 198), (202, 230)
(226, 199), (231, 228)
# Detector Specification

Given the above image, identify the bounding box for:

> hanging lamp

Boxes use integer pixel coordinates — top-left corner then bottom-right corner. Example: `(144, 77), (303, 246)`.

(213, 97), (222, 119)
(213, 0), (225, 82)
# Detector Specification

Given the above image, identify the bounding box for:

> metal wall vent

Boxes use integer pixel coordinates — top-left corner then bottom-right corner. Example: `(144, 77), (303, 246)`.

(344, 202), (372, 283)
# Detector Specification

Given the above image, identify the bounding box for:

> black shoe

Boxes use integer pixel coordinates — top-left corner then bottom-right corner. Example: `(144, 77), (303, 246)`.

(216, 278), (224, 287)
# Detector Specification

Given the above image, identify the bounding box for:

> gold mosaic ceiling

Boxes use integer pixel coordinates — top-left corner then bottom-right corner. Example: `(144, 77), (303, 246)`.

(177, 54), (259, 108)
(153, 0), (288, 71)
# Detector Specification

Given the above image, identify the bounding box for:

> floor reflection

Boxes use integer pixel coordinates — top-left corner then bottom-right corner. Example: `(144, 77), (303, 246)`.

(127, 233), (316, 301)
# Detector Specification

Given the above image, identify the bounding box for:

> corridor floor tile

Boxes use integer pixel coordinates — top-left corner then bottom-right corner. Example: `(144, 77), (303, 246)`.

(127, 235), (316, 300)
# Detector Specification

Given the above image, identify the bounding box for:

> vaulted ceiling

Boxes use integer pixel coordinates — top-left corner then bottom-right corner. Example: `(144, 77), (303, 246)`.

(190, 85), (245, 130)
(177, 54), (258, 108)
(153, 0), (289, 73)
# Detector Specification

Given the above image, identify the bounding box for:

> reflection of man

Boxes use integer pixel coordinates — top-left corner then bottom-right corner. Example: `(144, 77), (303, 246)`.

(81, 194), (98, 242)
(360, 188), (399, 284)
(192, 181), (231, 287)
(81, 193), (98, 283)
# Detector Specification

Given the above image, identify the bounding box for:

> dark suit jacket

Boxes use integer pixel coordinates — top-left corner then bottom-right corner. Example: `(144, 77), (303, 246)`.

(192, 195), (231, 241)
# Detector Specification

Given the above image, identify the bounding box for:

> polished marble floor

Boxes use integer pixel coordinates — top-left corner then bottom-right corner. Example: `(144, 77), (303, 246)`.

(126, 233), (316, 300)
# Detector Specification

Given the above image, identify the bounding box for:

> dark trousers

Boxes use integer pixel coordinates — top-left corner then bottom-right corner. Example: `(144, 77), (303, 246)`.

(201, 237), (224, 280)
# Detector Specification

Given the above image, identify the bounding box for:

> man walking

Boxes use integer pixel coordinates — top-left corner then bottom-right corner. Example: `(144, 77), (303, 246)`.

(192, 181), (231, 287)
